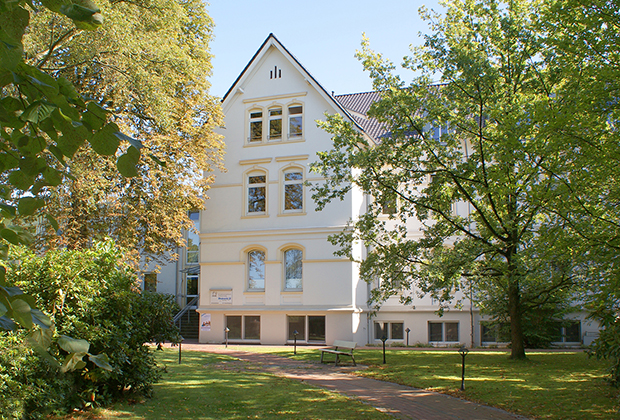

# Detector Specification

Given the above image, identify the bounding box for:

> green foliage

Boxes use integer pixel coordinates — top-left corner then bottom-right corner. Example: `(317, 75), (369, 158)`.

(2, 240), (180, 418)
(312, 0), (585, 360)
(23, 0), (224, 262)
(0, 0), (144, 332)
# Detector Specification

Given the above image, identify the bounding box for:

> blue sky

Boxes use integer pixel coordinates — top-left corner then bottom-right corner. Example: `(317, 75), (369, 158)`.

(207, 1), (443, 98)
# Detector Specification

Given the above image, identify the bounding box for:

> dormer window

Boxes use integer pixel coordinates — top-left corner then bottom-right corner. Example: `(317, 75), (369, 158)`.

(269, 108), (282, 140)
(288, 105), (303, 138)
(249, 111), (263, 143)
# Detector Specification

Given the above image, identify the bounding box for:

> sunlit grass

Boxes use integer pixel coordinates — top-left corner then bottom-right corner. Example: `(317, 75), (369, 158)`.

(274, 348), (620, 420)
(68, 349), (391, 420)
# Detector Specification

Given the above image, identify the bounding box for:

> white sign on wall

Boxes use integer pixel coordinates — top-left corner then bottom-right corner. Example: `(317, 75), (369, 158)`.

(210, 290), (232, 305)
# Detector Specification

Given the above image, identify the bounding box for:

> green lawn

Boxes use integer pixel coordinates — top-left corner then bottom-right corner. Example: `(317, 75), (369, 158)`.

(274, 347), (620, 420)
(88, 349), (391, 420)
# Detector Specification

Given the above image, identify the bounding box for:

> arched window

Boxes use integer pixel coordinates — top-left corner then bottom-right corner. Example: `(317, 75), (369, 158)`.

(247, 171), (266, 213)
(284, 248), (302, 290)
(268, 107), (282, 140)
(247, 250), (265, 290)
(283, 169), (303, 212)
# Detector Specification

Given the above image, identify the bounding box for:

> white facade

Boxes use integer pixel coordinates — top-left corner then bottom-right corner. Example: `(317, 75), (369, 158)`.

(191, 34), (598, 347)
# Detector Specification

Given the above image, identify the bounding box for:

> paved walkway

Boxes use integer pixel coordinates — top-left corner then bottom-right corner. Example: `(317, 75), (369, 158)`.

(170, 343), (528, 420)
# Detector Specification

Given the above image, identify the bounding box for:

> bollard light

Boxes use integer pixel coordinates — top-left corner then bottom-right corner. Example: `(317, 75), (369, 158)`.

(405, 327), (411, 347)
(381, 334), (388, 364)
(458, 345), (469, 391)
(293, 330), (299, 355)
(225, 327), (230, 348)
(178, 335), (184, 364)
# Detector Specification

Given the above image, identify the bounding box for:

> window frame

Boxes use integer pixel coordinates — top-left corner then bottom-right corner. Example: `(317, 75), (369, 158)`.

(287, 104), (303, 139)
(186, 210), (200, 264)
(226, 315), (261, 341)
(283, 248), (303, 290)
(268, 107), (283, 141)
(143, 272), (157, 293)
(246, 170), (267, 215)
(247, 249), (265, 291)
(248, 109), (263, 143)
(374, 321), (405, 341)
(428, 321), (459, 343)
(282, 167), (304, 213)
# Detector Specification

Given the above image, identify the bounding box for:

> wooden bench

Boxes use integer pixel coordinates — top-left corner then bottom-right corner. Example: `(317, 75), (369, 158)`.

(320, 340), (357, 366)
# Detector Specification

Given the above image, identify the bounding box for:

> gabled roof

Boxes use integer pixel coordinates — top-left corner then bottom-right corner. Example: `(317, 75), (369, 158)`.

(334, 92), (388, 140)
(221, 33), (381, 141)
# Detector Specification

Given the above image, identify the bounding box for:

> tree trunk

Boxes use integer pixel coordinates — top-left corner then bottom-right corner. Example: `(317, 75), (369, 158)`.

(508, 274), (526, 359)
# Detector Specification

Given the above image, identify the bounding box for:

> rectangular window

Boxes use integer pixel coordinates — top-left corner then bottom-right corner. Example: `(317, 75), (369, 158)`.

(553, 320), (581, 343)
(481, 322), (510, 343)
(374, 321), (404, 340)
(429, 322), (459, 342)
(248, 175), (266, 213)
(144, 273), (157, 292)
(186, 211), (200, 264)
(226, 316), (242, 339)
(226, 315), (260, 340)
(244, 316), (261, 340)
(287, 316), (305, 340)
(269, 108), (282, 140)
(288, 105), (303, 138)
(249, 111), (262, 142)
(308, 316), (325, 342)
(380, 191), (397, 215)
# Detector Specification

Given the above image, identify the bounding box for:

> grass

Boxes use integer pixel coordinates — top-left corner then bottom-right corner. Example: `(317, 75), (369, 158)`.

(73, 348), (391, 420)
(270, 347), (620, 420)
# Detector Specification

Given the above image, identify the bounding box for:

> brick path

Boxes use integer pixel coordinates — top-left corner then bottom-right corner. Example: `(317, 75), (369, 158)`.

(170, 343), (528, 420)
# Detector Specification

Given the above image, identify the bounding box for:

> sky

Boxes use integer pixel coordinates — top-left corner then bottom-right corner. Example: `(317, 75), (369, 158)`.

(206, 0), (444, 99)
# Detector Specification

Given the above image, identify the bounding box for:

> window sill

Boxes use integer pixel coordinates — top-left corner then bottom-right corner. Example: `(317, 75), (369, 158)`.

(244, 290), (265, 294)
(242, 213), (269, 219)
(278, 211), (306, 217)
(281, 290), (303, 294)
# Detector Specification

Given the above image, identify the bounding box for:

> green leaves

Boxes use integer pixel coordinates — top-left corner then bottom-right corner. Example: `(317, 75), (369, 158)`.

(117, 146), (140, 177)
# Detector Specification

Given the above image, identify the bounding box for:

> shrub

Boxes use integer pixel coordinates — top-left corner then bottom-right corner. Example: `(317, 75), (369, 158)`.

(2, 240), (180, 418)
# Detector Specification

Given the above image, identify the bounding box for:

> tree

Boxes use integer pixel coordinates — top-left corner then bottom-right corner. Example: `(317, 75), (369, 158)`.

(21, 0), (224, 262)
(0, 0), (144, 331)
(311, 0), (584, 359)
(539, 0), (620, 384)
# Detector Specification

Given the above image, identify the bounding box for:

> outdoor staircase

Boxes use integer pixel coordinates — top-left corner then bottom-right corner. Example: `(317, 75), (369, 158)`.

(174, 296), (199, 341)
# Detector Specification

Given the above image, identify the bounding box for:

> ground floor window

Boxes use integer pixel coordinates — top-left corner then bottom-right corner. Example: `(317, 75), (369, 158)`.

(287, 315), (325, 342)
(428, 321), (459, 342)
(226, 315), (260, 340)
(481, 322), (510, 343)
(374, 321), (404, 340)
(553, 320), (581, 343)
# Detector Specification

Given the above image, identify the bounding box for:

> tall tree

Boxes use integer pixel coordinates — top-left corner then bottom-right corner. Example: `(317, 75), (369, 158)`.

(540, 0), (620, 384)
(312, 0), (582, 359)
(22, 0), (224, 262)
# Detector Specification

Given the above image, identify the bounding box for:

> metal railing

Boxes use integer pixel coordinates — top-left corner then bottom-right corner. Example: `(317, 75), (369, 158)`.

(173, 295), (199, 329)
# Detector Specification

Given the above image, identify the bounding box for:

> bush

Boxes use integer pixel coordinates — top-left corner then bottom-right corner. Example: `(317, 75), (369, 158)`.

(2, 240), (180, 418)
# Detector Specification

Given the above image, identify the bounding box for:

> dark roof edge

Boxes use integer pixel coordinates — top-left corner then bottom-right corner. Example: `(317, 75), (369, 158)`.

(221, 33), (276, 102)
(220, 34), (368, 137)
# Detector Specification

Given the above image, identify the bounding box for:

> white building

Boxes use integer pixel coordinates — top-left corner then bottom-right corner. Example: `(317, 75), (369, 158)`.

(168, 34), (597, 347)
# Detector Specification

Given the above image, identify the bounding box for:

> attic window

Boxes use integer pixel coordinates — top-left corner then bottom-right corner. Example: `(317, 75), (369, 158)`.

(270, 65), (282, 79)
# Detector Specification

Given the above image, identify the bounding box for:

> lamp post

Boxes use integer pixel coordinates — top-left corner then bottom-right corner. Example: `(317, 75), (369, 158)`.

(293, 330), (299, 355)
(178, 335), (184, 364)
(381, 334), (388, 364)
(458, 345), (469, 391)
(405, 328), (411, 347)
(225, 327), (230, 348)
